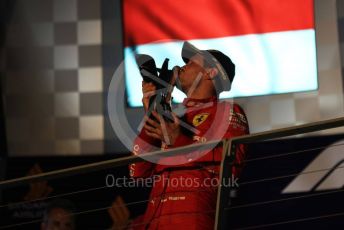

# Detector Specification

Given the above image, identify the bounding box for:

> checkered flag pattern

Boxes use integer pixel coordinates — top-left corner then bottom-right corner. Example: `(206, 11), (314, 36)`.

(2, 0), (104, 155)
(338, 0), (344, 91)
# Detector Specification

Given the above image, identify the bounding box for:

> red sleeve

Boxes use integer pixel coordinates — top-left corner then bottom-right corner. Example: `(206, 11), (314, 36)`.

(172, 130), (194, 147)
(201, 102), (249, 177)
(129, 127), (161, 178)
(225, 103), (250, 177)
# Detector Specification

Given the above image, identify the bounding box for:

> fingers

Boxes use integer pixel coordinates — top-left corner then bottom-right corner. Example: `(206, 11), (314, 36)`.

(144, 122), (162, 139)
(144, 113), (163, 140)
(145, 114), (160, 128)
(142, 82), (156, 111)
(143, 111), (181, 144)
(115, 196), (130, 220)
(151, 111), (161, 121)
(171, 112), (180, 125)
(145, 111), (176, 128)
(142, 82), (156, 108)
(144, 130), (161, 140)
(144, 113), (163, 132)
(143, 90), (156, 98)
(142, 82), (156, 94)
(108, 196), (130, 229)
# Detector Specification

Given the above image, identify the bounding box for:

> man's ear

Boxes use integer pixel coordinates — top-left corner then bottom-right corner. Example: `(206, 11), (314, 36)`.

(206, 67), (218, 79)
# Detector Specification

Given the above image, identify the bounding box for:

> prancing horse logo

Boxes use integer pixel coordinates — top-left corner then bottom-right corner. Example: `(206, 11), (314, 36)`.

(192, 113), (209, 127)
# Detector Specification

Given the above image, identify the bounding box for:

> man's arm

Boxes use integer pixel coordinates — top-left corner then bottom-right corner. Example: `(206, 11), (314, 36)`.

(129, 127), (160, 178)
(129, 82), (161, 178)
(223, 103), (250, 177)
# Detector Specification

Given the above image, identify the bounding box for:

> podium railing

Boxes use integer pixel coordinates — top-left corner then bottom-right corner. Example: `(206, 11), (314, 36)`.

(0, 117), (343, 229)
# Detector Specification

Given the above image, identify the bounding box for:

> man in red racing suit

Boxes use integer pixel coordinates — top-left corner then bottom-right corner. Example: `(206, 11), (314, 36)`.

(129, 42), (249, 230)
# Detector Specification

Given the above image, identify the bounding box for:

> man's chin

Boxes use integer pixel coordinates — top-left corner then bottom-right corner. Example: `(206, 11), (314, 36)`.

(174, 83), (187, 94)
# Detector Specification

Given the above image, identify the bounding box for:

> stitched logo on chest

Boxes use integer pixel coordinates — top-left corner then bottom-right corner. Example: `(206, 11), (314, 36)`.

(192, 113), (209, 127)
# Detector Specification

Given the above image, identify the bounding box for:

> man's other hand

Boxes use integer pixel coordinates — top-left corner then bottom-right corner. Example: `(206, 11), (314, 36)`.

(141, 81), (156, 112)
(144, 111), (181, 145)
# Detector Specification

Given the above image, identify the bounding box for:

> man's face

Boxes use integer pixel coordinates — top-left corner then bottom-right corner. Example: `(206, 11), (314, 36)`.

(41, 208), (74, 230)
(178, 54), (207, 93)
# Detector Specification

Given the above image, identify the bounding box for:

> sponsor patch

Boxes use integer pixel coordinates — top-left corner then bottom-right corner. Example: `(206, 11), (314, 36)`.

(228, 108), (248, 130)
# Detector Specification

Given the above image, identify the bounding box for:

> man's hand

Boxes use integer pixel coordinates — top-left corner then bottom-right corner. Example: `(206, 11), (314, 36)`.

(142, 81), (156, 112)
(108, 196), (130, 230)
(144, 111), (181, 145)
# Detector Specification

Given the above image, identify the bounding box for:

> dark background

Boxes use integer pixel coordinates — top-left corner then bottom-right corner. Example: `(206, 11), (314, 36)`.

(1, 135), (344, 229)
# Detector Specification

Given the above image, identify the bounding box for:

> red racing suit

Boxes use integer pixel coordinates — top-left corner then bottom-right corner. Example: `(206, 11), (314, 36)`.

(129, 96), (249, 230)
